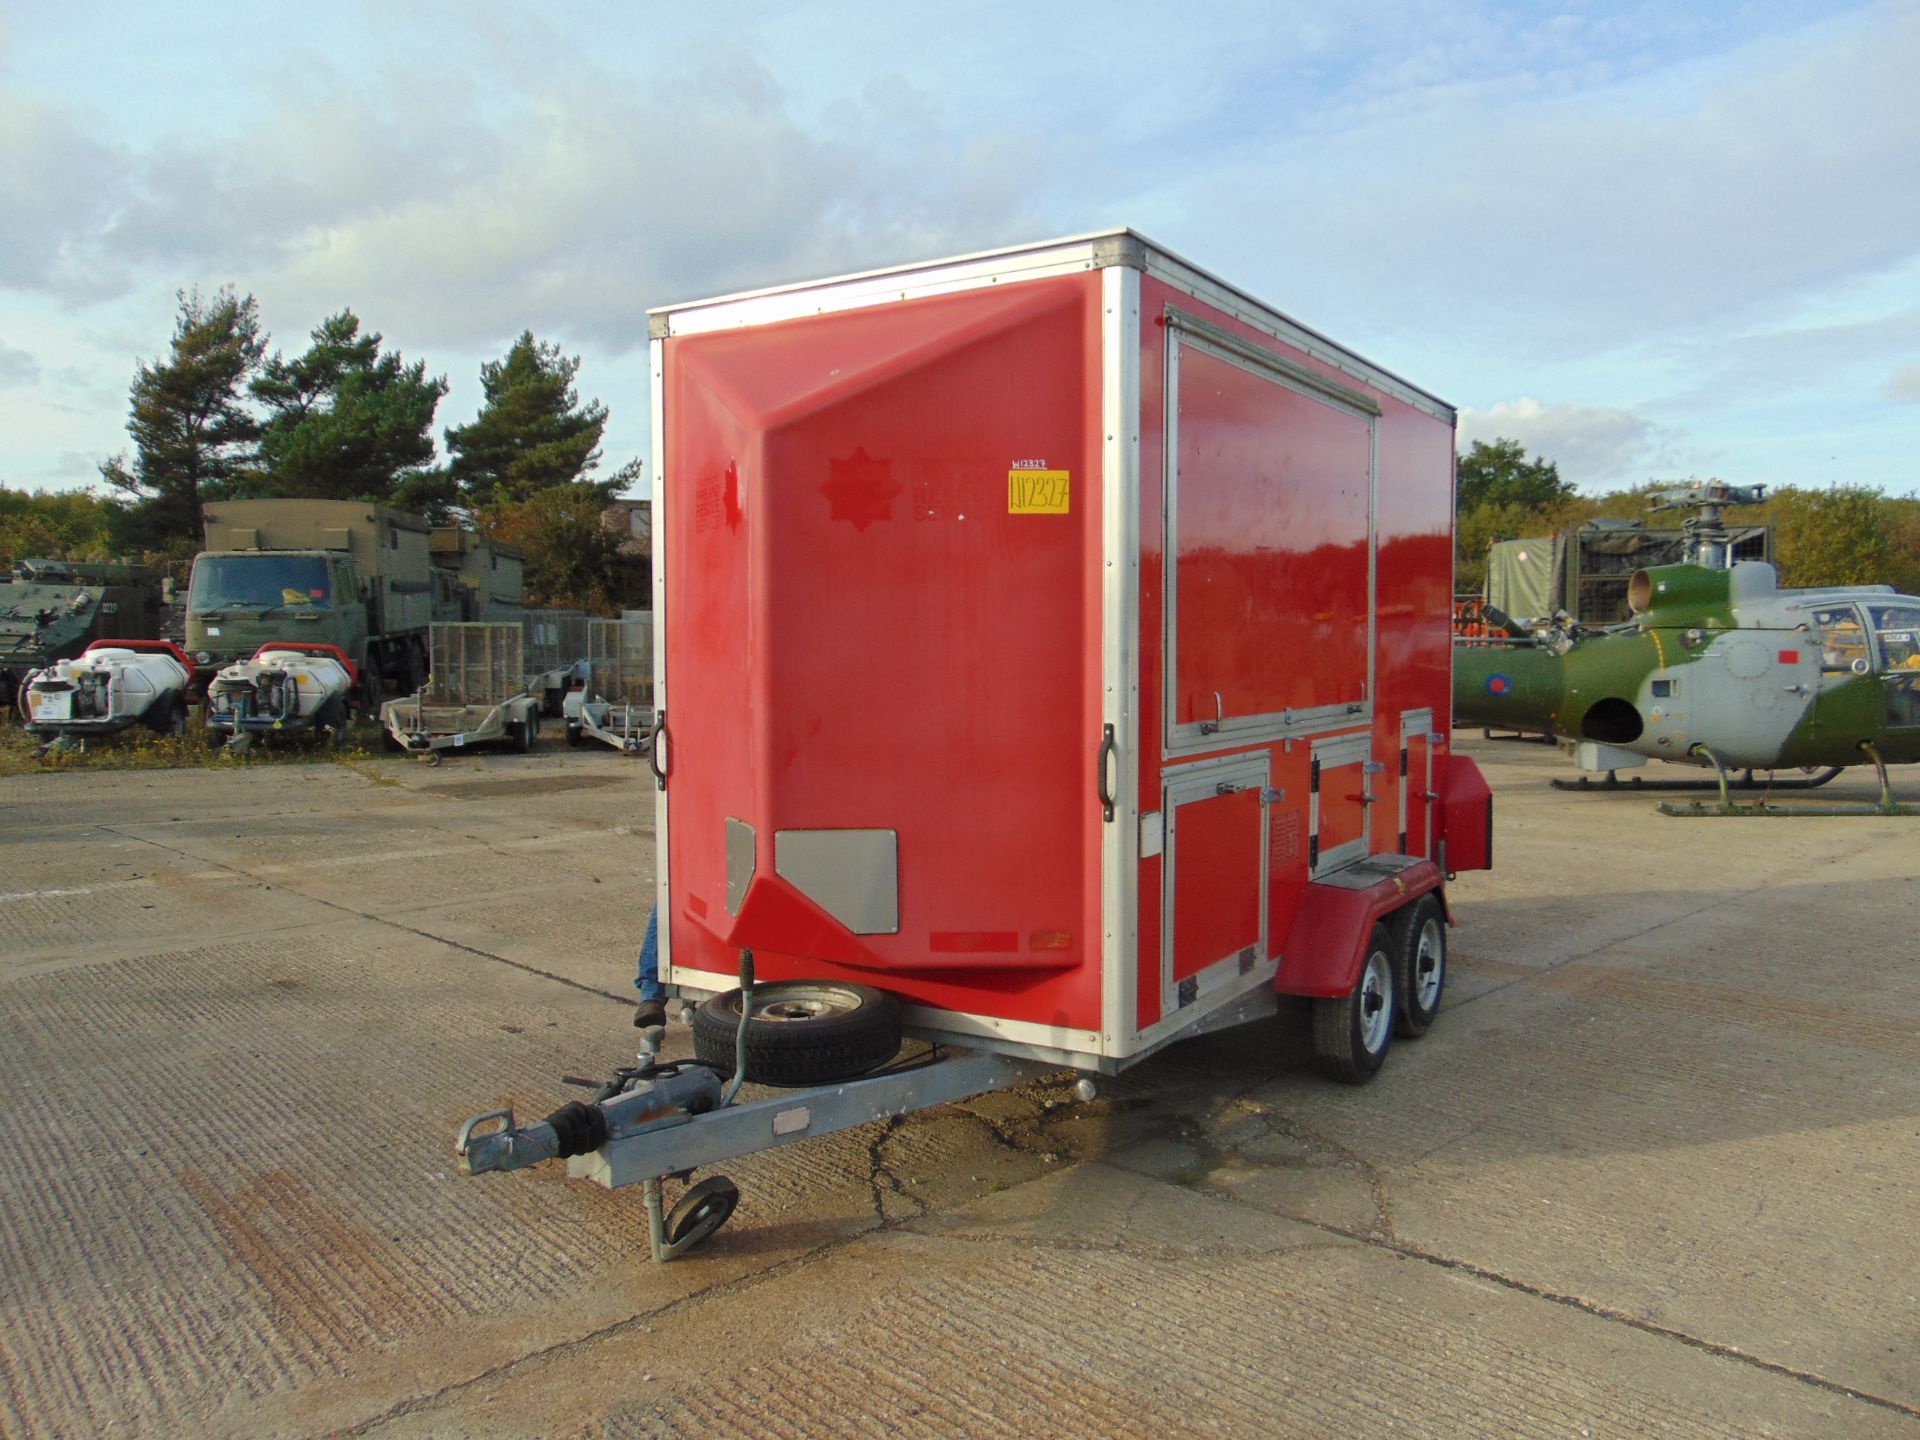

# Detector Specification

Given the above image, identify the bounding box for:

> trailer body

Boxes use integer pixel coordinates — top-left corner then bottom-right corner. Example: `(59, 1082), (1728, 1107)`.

(650, 231), (1489, 1074)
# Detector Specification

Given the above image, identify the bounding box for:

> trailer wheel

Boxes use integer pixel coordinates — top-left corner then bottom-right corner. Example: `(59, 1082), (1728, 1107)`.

(666, 1175), (740, 1252)
(509, 712), (537, 753)
(145, 695), (185, 736)
(564, 722), (583, 747)
(1391, 895), (1446, 1038)
(1312, 925), (1395, 1084)
(692, 981), (903, 1086)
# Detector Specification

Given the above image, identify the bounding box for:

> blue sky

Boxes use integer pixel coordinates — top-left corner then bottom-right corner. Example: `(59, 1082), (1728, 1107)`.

(2, 0), (1915, 498)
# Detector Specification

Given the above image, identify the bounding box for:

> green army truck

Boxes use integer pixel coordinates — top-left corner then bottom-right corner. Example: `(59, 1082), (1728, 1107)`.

(429, 528), (525, 621)
(2, 558), (163, 705)
(188, 500), (526, 709)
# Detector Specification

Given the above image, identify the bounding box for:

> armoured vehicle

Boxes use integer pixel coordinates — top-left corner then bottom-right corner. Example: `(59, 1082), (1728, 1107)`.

(2, 558), (161, 704)
(1457, 559), (1920, 811)
(187, 501), (525, 707)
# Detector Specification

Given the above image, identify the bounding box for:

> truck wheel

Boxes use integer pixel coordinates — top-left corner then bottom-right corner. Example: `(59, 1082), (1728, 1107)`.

(361, 668), (384, 718)
(692, 981), (902, 1086)
(1311, 925), (1395, 1084)
(1391, 895), (1446, 1038)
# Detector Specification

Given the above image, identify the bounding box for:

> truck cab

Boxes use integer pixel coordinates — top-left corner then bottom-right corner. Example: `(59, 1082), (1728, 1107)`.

(185, 549), (369, 677)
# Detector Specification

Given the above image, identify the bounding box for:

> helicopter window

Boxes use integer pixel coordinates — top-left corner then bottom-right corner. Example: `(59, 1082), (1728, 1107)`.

(1868, 605), (1920, 671)
(1813, 606), (1869, 672)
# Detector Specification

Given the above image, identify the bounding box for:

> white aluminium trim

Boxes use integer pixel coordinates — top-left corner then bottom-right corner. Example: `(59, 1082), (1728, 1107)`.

(1099, 265), (1141, 1057)
(650, 335), (673, 982)
(655, 233), (1129, 338)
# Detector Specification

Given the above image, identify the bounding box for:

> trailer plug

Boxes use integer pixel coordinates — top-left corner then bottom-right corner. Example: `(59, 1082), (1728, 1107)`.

(542, 1100), (611, 1158)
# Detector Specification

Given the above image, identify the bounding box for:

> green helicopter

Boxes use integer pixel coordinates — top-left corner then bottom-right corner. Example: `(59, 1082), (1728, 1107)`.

(1456, 557), (1920, 815)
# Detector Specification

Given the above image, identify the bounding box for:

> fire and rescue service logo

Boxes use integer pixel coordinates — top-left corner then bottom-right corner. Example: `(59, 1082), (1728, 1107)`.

(822, 447), (902, 532)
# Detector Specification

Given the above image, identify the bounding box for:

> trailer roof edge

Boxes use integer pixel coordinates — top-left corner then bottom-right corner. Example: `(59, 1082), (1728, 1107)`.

(645, 228), (1454, 422)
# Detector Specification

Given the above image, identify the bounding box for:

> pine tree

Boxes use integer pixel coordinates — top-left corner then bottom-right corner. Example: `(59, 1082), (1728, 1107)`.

(251, 310), (448, 505)
(98, 288), (266, 549)
(447, 332), (610, 507)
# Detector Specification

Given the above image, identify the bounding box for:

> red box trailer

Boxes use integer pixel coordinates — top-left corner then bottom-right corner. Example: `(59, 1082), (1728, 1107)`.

(648, 230), (1491, 1081)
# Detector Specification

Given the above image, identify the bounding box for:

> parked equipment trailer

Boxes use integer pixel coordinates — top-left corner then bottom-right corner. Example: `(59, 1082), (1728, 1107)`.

(380, 622), (541, 755)
(203, 642), (357, 750)
(562, 616), (655, 754)
(458, 231), (1494, 1259)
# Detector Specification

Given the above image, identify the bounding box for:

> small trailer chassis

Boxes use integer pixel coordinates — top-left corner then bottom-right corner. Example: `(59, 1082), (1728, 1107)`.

(461, 1040), (1045, 1261)
(380, 692), (541, 755)
(564, 688), (655, 756)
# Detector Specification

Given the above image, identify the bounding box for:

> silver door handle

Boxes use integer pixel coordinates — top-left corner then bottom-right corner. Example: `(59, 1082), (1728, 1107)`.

(1199, 691), (1223, 735)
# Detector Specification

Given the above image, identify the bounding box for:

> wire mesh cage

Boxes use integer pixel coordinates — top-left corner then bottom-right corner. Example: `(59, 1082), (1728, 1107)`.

(428, 623), (526, 706)
(584, 616), (653, 707)
(522, 610), (589, 676)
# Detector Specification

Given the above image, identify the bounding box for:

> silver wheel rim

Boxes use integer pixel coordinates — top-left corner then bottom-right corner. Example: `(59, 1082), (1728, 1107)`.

(1413, 918), (1444, 1011)
(1359, 952), (1392, 1053)
(749, 985), (861, 1023)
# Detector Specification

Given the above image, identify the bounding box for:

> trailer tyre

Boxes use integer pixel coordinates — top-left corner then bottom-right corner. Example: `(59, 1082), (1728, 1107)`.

(1312, 925), (1396, 1084)
(145, 695), (185, 737)
(666, 1175), (740, 1252)
(692, 981), (903, 1086)
(1391, 895), (1446, 1038)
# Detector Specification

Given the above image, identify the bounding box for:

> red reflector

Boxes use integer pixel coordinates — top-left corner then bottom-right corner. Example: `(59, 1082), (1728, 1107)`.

(930, 931), (1016, 953)
(1028, 930), (1073, 951)
(687, 894), (708, 918)
(1779, 650), (1799, 664)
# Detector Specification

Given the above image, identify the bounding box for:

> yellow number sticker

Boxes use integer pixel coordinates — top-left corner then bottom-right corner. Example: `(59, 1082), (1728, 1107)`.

(1008, 469), (1070, 514)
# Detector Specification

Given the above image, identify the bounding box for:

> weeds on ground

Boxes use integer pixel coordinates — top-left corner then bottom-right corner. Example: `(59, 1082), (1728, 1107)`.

(0, 710), (397, 778)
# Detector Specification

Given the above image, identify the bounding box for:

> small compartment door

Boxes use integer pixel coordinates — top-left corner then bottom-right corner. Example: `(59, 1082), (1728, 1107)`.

(1162, 755), (1270, 1016)
(1309, 732), (1373, 876)
(1397, 708), (1435, 858)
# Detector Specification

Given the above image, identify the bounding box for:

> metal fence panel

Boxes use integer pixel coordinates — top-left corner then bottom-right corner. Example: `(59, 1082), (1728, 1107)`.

(585, 617), (653, 706)
(428, 623), (525, 705)
(522, 610), (589, 676)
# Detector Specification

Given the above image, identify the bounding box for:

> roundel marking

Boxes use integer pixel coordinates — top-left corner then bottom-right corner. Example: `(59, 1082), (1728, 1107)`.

(1486, 673), (1513, 697)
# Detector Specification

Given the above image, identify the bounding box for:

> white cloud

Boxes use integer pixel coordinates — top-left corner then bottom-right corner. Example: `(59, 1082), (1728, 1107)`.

(1197, 5), (1920, 351)
(1887, 363), (1920, 402)
(3, 45), (1056, 356)
(1458, 397), (1663, 486)
(0, 341), (39, 386)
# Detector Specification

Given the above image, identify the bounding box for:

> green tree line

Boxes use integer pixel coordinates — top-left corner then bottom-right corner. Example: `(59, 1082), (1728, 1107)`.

(1455, 437), (1920, 596)
(13, 287), (645, 611)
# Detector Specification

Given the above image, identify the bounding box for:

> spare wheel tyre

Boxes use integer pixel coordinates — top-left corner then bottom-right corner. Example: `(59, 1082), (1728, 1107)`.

(692, 981), (902, 1086)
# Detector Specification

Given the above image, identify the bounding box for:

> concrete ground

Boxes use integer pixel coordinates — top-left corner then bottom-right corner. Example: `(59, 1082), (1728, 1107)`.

(1, 738), (1916, 1438)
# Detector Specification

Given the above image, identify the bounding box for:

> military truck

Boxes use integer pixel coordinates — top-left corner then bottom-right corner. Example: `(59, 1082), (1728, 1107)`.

(429, 529), (525, 621)
(2, 558), (162, 706)
(188, 500), (526, 708)
(1485, 517), (1772, 626)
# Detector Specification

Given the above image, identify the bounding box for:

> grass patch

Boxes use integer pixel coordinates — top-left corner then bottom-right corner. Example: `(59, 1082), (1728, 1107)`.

(0, 709), (399, 778)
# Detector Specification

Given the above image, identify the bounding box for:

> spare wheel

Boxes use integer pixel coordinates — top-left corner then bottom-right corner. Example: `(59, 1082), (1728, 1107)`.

(692, 981), (902, 1086)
